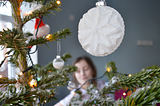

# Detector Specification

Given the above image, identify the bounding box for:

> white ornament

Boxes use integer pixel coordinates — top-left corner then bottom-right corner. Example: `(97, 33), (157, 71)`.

(53, 55), (64, 69)
(67, 81), (76, 90)
(78, 4), (125, 57)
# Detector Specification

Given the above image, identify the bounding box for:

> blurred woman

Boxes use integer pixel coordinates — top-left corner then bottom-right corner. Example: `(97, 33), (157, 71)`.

(55, 56), (105, 106)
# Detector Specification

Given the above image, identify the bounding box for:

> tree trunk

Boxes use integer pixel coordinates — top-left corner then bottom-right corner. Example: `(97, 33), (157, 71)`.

(11, 0), (29, 86)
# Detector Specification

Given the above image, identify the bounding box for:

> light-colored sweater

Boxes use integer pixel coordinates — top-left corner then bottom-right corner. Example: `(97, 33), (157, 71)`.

(60, 80), (105, 106)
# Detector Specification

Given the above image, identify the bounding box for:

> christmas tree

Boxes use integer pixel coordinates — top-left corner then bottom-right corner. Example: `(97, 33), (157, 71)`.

(0, 0), (160, 106)
(0, 0), (77, 105)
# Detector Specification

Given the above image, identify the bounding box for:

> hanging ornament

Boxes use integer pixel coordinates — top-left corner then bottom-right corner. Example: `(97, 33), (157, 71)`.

(78, 0), (125, 57)
(33, 17), (50, 38)
(53, 39), (64, 69)
(67, 81), (76, 90)
(53, 55), (64, 69)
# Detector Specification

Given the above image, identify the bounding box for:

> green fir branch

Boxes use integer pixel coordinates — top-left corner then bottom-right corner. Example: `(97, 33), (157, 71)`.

(37, 65), (77, 89)
(119, 79), (160, 106)
(0, 85), (37, 106)
(22, 0), (61, 26)
(27, 28), (72, 47)
(0, 77), (17, 88)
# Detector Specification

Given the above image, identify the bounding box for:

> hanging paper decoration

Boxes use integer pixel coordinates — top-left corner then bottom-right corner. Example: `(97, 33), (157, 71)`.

(78, 0), (125, 56)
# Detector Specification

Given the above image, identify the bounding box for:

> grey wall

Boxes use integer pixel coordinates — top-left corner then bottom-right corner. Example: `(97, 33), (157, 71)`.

(38, 0), (160, 105)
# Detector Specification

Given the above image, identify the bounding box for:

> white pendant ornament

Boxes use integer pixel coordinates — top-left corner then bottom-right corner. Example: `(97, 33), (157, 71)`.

(53, 55), (64, 69)
(78, 0), (125, 56)
(53, 39), (64, 69)
(67, 81), (76, 90)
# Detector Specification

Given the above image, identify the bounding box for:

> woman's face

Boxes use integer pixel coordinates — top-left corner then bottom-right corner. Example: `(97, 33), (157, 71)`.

(74, 59), (93, 86)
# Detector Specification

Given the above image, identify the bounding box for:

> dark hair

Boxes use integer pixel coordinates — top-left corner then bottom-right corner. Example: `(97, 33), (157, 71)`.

(72, 56), (97, 86)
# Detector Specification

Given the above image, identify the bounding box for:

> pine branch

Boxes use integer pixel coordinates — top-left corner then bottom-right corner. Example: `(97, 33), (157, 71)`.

(118, 68), (160, 91)
(105, 62), (160, 92)
(120, 79), (160, 106)
(0, 28), (27, 52)
(27, 28), (72, 47)
(61, 53), (72, 62)
(0, 85), (37, 106)
(37, 65), (77, 89)
(22, 0), (61, 26)
(0, 83), (57, 105)
(0, 28), (28, 67)
(70, 77), (160, 106)
(0, 77), (17, 88)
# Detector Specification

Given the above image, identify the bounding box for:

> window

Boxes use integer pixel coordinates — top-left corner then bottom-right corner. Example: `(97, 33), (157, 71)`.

(0, 21), (12, 72)
(0, 2), (12, 16)
(0, 2), (12, 91)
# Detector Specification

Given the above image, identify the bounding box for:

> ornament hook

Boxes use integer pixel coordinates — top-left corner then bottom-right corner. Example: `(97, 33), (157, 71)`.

(96, 0), (106, 6)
